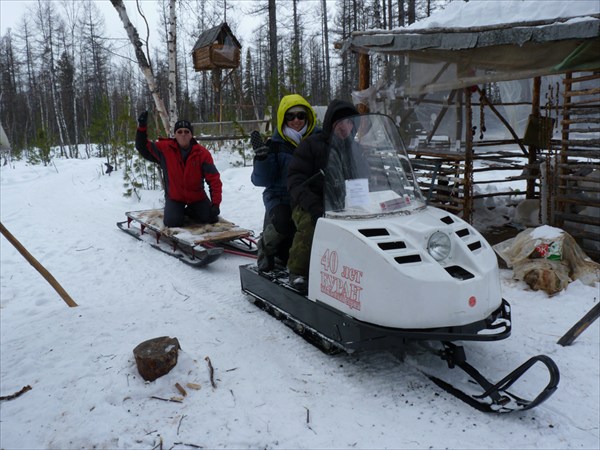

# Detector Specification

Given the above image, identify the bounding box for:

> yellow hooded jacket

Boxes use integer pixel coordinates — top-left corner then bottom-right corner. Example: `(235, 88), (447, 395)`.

(276, 94), (317, 147)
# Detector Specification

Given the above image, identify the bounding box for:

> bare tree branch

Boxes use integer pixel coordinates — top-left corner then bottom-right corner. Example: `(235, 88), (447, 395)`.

(110, 0), (170, 135)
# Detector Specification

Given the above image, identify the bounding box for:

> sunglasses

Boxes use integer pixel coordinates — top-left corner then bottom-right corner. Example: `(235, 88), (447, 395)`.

(176, 129), (191, 134)
(285, 111), (307, 122)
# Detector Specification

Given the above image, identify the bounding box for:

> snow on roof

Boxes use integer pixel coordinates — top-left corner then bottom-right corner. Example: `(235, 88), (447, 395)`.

(347, 0), (600, 64)
(405, 0), (600, 30)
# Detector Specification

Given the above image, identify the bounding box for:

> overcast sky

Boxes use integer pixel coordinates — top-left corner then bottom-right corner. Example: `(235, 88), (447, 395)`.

(0, 0), (336, 43)
(0, 0), (270, 46)
(1, 0), (155, 37)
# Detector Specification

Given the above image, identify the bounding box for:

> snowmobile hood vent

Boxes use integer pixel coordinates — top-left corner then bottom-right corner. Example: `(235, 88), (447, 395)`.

(378, 241), (407, 250)
(440, 216), (454, 224)
(359, 228), (390, 237)
(468, 241), (482, 252)
(395, 254), (422, 264)
(456, 228), (470, 238)
(455, 227), (483, 253)
(445, 265), (474, 280)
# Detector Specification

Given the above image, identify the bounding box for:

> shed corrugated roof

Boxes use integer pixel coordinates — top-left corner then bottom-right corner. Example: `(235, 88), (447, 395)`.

(347, 15), (600, 53)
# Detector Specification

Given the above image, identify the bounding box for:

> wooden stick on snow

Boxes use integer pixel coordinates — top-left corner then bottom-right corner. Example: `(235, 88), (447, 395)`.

(557, 303), (600, 347)
(0, 222), (78, 307)
(0, 385), (32, 401)
(205, 356), (217, 388)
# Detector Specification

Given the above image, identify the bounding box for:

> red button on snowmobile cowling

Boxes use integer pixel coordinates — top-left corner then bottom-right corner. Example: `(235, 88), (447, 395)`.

(468, 296), (477, 307)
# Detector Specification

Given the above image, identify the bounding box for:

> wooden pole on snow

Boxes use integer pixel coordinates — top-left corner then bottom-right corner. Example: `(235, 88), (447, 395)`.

(557, 303), (600, 347)
(0, 221), (78, 307)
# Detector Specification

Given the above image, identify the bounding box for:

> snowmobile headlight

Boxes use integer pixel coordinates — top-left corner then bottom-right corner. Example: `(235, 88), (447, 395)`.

(428, 231), (451, 261)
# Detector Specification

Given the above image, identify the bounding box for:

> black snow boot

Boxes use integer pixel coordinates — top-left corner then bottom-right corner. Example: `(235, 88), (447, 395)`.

(256, 224), (286, 272)
(256, 239), (273, 272)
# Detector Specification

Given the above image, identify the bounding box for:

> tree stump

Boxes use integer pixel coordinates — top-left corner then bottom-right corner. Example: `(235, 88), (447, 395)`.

(133, 336), (181, 381)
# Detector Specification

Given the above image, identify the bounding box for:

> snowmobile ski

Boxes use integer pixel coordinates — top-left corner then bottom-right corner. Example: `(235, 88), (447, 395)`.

(423, 342), (560, 413)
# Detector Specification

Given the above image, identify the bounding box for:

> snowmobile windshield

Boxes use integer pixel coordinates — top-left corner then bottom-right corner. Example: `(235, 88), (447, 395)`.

(324, 113), (425, 219)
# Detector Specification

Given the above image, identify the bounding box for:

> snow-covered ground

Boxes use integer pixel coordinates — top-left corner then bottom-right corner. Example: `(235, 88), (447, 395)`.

(0, 148), (598, 449)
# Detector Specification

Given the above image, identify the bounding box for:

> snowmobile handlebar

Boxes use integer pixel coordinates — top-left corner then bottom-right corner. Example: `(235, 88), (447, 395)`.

(300, 169), (325, 187)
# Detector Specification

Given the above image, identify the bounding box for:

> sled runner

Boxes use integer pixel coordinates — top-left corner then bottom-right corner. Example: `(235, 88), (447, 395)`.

(118, 209), (257, 267)
(240, 113), (560, 413)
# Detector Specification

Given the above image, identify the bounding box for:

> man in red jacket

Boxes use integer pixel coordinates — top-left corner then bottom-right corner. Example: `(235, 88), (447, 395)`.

(135, 111), (222, 227)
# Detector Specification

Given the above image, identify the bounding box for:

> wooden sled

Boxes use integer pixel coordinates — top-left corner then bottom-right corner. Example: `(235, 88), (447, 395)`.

(117, 209), (257, 267)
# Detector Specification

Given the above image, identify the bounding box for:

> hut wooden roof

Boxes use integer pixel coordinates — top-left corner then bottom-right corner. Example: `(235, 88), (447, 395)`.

(192, 22), (241, 52)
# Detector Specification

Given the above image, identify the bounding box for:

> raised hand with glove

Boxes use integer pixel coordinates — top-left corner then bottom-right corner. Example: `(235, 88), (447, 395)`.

(137, 111), (148, 128)
(250, 130), (271, 161)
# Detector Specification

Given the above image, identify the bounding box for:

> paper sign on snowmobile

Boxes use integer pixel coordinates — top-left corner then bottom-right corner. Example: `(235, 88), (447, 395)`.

(240, 113), (559, 413)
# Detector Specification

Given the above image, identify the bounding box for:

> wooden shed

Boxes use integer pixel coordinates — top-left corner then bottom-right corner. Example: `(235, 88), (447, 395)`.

(192, 22), (241, 71)
(344, 4), (600, 259)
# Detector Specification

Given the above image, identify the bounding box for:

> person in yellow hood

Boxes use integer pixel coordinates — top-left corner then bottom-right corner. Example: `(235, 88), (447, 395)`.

(251, 94), (319, 272)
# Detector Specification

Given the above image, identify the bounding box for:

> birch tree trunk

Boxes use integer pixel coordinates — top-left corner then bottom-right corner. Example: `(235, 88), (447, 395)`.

(110, 0), (170, 136)
(23, 21), (39, 151)
(167, 0), (177, 132)
(35, 1), (69, 158)
(268, 0), (278, 130)
(61, 0), (82, 158)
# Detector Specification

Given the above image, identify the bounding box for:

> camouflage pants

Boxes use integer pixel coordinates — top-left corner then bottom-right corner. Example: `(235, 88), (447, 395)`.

(287, 206), (315, 277)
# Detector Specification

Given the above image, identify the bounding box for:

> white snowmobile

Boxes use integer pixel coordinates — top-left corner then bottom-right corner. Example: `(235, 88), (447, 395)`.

(240, 113), (559, 413)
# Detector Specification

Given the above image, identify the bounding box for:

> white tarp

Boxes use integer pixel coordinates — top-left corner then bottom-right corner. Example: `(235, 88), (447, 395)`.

(494, 225), (600, 295)
(0, 121), (10, 151)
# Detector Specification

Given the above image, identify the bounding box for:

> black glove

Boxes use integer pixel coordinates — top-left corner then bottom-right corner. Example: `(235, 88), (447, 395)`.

(138, 111), (148, 127)
(210, 204), (220, 219)
(250, 130), (270, 161)
(254, 145), (270, 161)
(250, 130), (264, 150)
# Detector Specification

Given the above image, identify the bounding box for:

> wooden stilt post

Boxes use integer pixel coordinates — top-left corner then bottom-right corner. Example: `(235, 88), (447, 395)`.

(0, 222), (78, 307)
(464, 87), (474, 224)
(357, 53), (371, 114)
(528, 76), (542, 198)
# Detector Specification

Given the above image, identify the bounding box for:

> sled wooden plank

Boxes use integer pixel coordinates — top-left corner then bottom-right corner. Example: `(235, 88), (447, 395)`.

(125, 209), (252, 246)
(557, 303), (600, 347)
